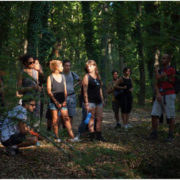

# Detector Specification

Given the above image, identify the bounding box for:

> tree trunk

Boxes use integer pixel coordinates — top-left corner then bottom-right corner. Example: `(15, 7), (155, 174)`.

(113, 2), (126, 75)
(27, 2), (45, 57)
(0, 3), (11, 55)
(81, 2), (97, 60)
(136, 3), (145, 105)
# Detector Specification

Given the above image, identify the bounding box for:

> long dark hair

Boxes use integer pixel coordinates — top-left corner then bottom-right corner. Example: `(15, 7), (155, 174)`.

(19, 54), (33, 66)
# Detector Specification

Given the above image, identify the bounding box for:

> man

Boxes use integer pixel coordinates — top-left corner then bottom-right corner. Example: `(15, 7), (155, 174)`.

(63, 60), (81, 124)
(149, 54), (176, 142)
(107, 70), (121, 128)
(1, 98), (39, 155)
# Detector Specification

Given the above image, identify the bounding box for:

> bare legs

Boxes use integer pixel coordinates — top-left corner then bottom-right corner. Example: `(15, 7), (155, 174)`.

(121, 113), (130, 126)
(51, 109), (75, 139)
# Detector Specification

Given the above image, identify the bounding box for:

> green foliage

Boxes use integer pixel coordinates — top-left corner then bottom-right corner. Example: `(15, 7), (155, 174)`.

(0, 1), (180, 111)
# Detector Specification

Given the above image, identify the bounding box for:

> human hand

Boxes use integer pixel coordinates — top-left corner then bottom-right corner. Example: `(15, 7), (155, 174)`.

(56, 103), (62, 109)
(157, 93), (162, 103)
(34, 60), (40, 71)
(62, 101), (67, 107)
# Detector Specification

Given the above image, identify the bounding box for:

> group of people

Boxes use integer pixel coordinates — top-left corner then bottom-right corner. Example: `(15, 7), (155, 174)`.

(0, 53), (177, 156)
(0, 55), (107, 155)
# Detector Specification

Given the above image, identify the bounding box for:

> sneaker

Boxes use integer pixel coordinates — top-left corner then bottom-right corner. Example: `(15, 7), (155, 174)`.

(148, 132), (158, 140)
(55, 138), (62, 143)
(123, 124), (128, 131)
(115, 123), (121, 129)
(70, 137), (81, 142)
(36, 141), (41, 146)
(127, 124), (133, 128)
(165, 135), (174, 143)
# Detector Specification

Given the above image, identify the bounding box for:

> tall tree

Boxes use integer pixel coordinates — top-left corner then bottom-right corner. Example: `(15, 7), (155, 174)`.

(0, 3), (11, 55)
(136, 2), (145, 105)
(81, 2), (97, 60)
(27, 2), (45, 57)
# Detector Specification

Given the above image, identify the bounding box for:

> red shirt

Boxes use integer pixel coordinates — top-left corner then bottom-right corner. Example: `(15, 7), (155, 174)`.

(158, 66), (176, 95)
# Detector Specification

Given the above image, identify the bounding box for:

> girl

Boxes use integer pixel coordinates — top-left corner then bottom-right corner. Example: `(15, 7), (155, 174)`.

(81, 60), (105, 141)
(115, 67), (133, 130)
(47, 60), (79, 142)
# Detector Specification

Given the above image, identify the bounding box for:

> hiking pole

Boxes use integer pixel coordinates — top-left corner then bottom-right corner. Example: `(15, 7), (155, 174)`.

(160, 97), (166, 125)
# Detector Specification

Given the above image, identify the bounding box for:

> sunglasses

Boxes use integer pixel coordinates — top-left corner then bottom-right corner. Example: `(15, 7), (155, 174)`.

(28, 61), (35, 65)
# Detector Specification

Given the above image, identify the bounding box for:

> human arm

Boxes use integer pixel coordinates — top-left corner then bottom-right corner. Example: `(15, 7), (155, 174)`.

(114, 77), (127, 90)
(107, 82), (114, 94)
(17, 72), (39, 95)
(154, 80), (162, 102)
(72, 72), (82, 88)
(62, 76), (67, 107)
(129, 78), (133, 92)
(82, 74), (89, 110)
(100, 87), (104, 106)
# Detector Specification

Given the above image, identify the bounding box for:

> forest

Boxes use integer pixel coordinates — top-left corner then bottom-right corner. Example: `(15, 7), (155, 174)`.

(0, 1), (180, 106)
(0, 1), (180, 179)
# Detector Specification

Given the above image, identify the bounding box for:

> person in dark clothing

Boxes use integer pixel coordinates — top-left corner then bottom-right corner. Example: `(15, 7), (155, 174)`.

(81, 60), (105, 141)
(115, 67), (133, 130)
(17, 55), (43, 127)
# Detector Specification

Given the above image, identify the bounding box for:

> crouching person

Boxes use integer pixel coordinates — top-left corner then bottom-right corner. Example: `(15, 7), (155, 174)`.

(1, 98), (39, 156)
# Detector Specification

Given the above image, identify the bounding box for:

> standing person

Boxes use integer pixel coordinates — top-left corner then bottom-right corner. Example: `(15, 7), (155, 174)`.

(1, 98), (39, 156)
(47, 60), (79, 142)
(107, 70), (121, 128)
(63, 60), (81, 125)
(16, 55), (43, 127)
(82, 60), (105, 141)
(149, 54), (176, 142)
(115, 67), (133, 130)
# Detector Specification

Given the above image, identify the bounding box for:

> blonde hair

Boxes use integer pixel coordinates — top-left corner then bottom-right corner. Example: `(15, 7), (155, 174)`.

(49, 60), (62, 72)
(85, 60), (101, 82)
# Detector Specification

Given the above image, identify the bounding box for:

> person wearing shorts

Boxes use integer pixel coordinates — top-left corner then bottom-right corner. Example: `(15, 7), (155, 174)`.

(1, 99), (39, 156)
(149, 54), (176, 142)
(81, 60), (105, 141)
(47, 60), (79, 142)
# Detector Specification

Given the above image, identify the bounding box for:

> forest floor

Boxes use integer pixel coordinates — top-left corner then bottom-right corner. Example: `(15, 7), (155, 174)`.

(0, 105), (180, 178)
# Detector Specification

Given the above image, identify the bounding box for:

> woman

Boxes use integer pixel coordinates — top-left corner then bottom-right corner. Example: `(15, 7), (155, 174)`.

(81, 60), (105, 141)
(115, 67), (133, 130)
(17, 55), (43, 127)
(47, 60), (79, 142)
